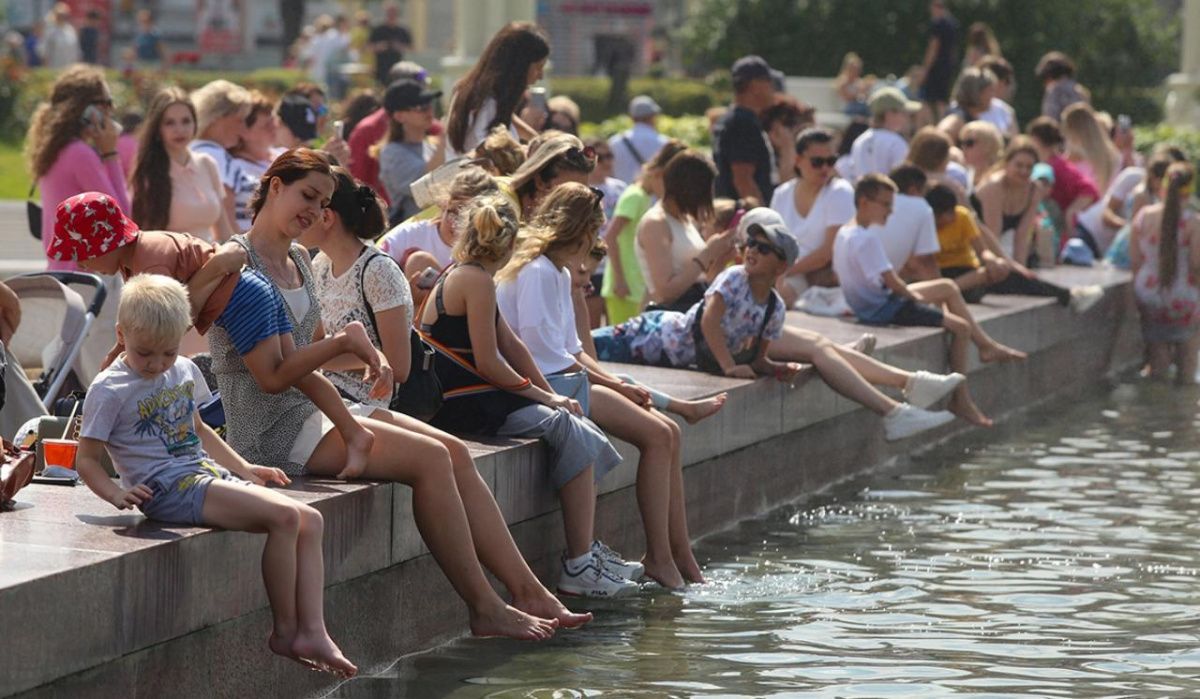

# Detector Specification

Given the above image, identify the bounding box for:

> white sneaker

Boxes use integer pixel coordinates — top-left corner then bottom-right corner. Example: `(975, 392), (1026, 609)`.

(883, 403), (956, 441)
(557, 553), (639, 598)
(903, 371), (965, 409)
(1070, 285), (1104, 313)
(591, 540), (645, 580)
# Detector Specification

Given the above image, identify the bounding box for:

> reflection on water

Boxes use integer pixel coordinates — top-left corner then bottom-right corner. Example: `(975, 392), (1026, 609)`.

(334, 381), (1200, 698)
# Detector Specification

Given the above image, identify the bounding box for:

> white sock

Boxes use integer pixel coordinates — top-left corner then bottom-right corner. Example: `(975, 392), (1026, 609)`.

(565, 552), (593, 573)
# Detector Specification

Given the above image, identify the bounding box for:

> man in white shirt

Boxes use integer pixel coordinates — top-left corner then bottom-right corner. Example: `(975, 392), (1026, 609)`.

(876, 165), (941, 280)
(844, 87), (920, 182)
(608, 96), (669, 184)
(978, 56), (1017, 137)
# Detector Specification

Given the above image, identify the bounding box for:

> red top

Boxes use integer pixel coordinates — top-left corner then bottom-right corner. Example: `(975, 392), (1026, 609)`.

(1048, 154), (1100, 221)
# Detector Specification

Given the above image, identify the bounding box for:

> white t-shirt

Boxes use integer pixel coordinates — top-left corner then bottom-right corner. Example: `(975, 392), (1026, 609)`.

(846, 128), (909, 182)
(876, 194), (941, 272)
(979, 98), (1017, 135)
(1077, 166), (1145, 252)
(495, 255), (582, 376)
(769, 178), (856, 258)
(80, 356), (214, 489)
(378, 218), (454, 268)
(446, 98), (519, 160)
(608, 122), (670, 184)
(832, 222), (895, 317)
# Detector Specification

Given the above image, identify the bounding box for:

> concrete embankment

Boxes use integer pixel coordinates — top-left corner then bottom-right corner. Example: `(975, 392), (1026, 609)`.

(0, 265), (1139, 698)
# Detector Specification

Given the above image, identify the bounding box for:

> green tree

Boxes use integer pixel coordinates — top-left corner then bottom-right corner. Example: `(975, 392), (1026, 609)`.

(681, 0), (1180, 125)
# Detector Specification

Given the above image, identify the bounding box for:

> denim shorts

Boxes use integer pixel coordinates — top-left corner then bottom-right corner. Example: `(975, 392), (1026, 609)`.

(138, 461), (248, 525)
(860, 294), (945, 328)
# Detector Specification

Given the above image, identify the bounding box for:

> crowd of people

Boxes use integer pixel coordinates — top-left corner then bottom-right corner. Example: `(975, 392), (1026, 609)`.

(1, 0), (1194, 681)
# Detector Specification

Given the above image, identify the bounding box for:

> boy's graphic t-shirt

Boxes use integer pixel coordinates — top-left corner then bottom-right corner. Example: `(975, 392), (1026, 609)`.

(81, 356), (214, 489)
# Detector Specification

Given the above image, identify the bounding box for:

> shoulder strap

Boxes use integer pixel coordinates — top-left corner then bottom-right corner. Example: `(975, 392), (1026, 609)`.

(752, 291), (780, 352)
(357, 248), (389, 339)
(621, 134), (645, 165)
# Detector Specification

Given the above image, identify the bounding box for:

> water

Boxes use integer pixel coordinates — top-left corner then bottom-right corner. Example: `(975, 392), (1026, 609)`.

(333, 381), (1200, 698)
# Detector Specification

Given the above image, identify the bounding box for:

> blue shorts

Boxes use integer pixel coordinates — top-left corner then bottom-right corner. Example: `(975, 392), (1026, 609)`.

(138, 461), (248, 525)
(860, 294), (944, 328)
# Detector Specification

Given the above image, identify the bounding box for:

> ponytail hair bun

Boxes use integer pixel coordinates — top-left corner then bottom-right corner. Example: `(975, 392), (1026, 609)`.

(328, 167), (387, 240)
(452, 194), (518, 264)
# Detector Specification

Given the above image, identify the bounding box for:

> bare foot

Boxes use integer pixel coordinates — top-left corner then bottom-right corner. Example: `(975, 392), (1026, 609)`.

(642, 556), (686, 590)
(336, 426), (375, 480)
(289, 630), (358, 678)
(674, 552), (706, 584)
(678, 393), (728, 425)
(512, 588), (593, 629)
(978, 342), (1027, 363)
(949, 393), (994, 428)
(470, 603), (559, 641)
(268, 632), (321, 671)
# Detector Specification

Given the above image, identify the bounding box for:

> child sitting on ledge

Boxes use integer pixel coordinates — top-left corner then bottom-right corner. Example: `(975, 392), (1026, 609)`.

(594, 220), (962, 441)
(832, 173), (1027, 427)
(75, 274), (357, 677)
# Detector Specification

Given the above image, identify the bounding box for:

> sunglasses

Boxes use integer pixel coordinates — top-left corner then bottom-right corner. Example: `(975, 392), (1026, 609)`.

(740, 237), (784, 259)
(961, 138), (976, 148)
(92, 97), (114, 108)
(588, 185), (606, 208)
(567, 146), (597, 161)
(809, 156), (838, 169)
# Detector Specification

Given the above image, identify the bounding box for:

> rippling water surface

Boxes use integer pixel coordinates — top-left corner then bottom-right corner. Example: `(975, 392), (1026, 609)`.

(335, 381), (1200, 698)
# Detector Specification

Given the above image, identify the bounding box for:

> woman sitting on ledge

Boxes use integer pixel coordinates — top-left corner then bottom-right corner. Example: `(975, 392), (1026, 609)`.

(210, 148), (581, 639)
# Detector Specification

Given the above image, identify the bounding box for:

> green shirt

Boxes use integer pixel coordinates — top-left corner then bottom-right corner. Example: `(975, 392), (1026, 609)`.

(600, 183), (652, 301)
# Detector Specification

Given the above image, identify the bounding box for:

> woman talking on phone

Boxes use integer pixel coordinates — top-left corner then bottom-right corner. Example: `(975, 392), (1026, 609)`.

(27, 65), (130, 271)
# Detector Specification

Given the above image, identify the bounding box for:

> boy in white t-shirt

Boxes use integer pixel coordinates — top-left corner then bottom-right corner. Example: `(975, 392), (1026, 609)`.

(75, 275), (357, 678)
(833, 174), (1027, 427)
(845, 88), (921, 182)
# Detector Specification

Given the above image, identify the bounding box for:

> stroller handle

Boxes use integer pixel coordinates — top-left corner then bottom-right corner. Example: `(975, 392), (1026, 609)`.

(11, 271), (108, 317)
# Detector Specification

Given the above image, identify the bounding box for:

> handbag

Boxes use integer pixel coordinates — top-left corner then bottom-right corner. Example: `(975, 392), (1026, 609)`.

(1, 438), (35, 508)
(644, 282), (707, 314)
(690, 290), (779, 375)
(27, 183), (42, 240)
(358, 249), (444, 420)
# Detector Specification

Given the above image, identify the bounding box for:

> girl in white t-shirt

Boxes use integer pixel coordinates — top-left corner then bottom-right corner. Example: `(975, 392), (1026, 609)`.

(497, 182), (704, 589)
(769, 128), (855, 305)
(444, 22), (549, 159)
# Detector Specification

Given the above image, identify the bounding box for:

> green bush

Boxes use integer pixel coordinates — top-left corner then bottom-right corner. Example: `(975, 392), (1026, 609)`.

(550, 76), (728, 124)
(580, 114), (713, 149)
(1134, 124), (1200, 164)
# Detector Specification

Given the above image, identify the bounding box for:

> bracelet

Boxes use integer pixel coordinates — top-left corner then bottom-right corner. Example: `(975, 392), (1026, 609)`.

(502, 377), (532, 391)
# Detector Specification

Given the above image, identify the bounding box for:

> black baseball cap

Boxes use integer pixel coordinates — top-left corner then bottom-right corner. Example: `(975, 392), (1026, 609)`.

(277, 94), (317, 142)
(732, 55), (775, 88)
(384, 79), (443, 113)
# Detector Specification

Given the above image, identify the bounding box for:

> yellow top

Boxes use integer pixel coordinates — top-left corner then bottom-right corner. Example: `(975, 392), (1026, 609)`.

(935, 205), (981, 270)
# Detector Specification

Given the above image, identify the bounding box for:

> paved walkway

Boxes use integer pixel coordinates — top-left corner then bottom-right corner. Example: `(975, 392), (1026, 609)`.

(1, 201), (46, 277)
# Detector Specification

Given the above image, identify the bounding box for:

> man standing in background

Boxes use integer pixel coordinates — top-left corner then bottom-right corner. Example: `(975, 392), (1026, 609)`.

(920, 0), (959, 118)
(370, 2), (413, 85)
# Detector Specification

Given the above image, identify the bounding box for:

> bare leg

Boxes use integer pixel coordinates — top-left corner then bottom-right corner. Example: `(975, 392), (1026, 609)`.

(909, 279), (1026, 362)
(1143, 341), (1172, 380)
(1179, 334), (1200, 385)
(294, 374), (374, 480)
(659, 416), (703, 583)
(307, 417), (557, 641)
(558, 466), (596, 560)
(201, 480), (357, 677)
(767, 328), (899, 416)
(366, 409), (590, 628)
(941, 311), (992, 427)
(668, 393), (728, 425)
(590, 385), (684, 589)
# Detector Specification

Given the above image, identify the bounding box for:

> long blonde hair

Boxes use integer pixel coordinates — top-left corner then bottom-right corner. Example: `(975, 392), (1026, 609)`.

(1062, 103), (1118, 190)
(496, 182), (604, 283)
(25, 65), (112, 179)
(1159, 162), (1196, 289)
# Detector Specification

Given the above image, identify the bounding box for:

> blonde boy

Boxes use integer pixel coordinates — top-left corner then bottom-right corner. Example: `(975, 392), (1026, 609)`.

(76, 275), (356, 677)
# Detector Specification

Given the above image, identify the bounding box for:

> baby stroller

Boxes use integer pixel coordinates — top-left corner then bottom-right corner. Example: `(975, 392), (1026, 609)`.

(4, 272), (108, 411)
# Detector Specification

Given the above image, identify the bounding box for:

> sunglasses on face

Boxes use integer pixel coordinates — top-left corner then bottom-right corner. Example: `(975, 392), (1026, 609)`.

(961, 138), (976, 148)
(567, 146), (597, 161)
(588, 185), (606, 208)
(740, 237), (783, 259)
(93, 97), (114, 108)
(809, 156), (838, 169)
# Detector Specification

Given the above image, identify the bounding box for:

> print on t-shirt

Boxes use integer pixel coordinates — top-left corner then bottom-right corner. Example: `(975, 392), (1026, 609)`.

(134, 380), (202, 457)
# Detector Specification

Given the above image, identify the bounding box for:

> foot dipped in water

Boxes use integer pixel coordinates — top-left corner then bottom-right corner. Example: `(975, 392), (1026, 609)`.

(677, 393), (728, 425)
(511, 587), (593, 629)
(673, 549), (706, 585)
(336, 425), (375, 480)
(270, 630), (358, 678)
(978, 341), (1027, 363)
(470, 601), (559, 640)
(642, 554), (686, 591)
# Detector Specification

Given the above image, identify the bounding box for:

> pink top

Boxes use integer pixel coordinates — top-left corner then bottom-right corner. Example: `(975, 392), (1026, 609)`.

(116, 134), (138, 179)
(39, 140), (131, 271)
(164, 152), (224, 242)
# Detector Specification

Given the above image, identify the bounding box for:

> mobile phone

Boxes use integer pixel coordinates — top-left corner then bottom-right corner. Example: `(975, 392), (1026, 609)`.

(81, 104), (103, 129)
(528, 87), (547, 113)
(415, 266), (439, 290)
(332, 119), (346, 140)
(1117, 114), (1132, 132)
